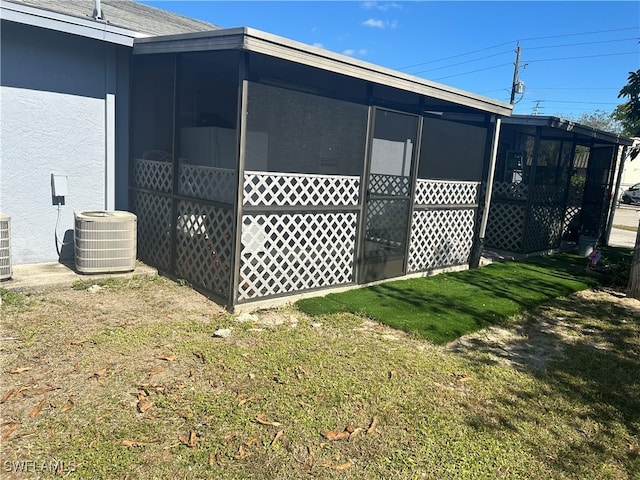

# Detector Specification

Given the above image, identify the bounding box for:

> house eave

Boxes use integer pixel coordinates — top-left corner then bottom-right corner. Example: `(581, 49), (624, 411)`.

(0, 0), (145, 46)
(133, 27), (513, 117)
(503, 115), (634, 146)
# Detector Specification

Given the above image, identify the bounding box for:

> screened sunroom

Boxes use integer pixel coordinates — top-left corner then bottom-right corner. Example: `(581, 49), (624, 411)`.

(129, 28), (512, 309)
(485, 116), (633, 255)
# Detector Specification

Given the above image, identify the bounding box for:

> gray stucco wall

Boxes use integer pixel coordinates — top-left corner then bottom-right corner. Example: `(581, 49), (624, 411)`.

(0, 21), (130, 264)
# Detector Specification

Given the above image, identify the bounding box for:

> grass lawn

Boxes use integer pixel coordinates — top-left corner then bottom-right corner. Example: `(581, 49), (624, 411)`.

(297, 254), (608, 344)
(1, 252), (638, 479)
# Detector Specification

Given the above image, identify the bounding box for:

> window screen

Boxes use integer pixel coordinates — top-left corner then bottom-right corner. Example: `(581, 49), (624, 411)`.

(418, 117), (487, 181)
(245, 82), (368, 175)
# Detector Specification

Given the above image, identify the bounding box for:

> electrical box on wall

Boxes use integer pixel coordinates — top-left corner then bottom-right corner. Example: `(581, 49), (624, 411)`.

(51, 174), (68, 197)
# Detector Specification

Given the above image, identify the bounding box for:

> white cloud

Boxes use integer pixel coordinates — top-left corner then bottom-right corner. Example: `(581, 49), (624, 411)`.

(362, 2), (401, 11)
(342, 48), (369, 57)
(363, 18), (385, 28)
(313, 42), (324, 49)
(362, 18), (397, 29)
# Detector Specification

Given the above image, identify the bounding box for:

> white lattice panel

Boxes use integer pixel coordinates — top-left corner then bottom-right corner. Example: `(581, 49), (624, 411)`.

(408, 209), (476, 272)
(243, 171), (360, 207)
(180, 165), (236, 204)
(414, 180), (480, 206)
(134, 159), (173, 193)
(369, 173), (411, 196)
(239, 212), (357, 301)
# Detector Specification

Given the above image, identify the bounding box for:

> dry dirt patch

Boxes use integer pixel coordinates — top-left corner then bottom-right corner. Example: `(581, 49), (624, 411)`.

(447, 288), (640, 370)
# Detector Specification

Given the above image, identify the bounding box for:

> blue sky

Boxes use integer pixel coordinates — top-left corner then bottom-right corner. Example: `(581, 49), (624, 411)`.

(140, 1), (639, 118)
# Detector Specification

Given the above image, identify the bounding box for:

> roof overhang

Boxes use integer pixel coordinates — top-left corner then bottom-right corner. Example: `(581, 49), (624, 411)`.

(503, 115), (634, 146)
(134, 27), (513, 117)
(0, 0), (146, 47)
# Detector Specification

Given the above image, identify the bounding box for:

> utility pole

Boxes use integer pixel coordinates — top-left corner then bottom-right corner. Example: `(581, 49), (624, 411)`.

(510, 43), (521, 104)
(532, 100), (542, 115)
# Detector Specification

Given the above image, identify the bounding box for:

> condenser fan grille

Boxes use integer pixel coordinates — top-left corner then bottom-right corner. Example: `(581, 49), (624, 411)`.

(74, 211), (137, 273)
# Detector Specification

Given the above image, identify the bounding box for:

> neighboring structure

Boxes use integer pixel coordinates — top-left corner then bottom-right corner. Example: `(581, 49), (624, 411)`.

(129, 28), (512, 308)
(619, 137), (640, 199)
(0, 0), (217, 264)
(485, 115), (633, 255)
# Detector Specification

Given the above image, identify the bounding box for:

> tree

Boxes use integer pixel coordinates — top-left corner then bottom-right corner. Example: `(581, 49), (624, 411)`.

(617, 69), (640, 299)
(575, 109), (622, 133)
(612, 69), (640, 137)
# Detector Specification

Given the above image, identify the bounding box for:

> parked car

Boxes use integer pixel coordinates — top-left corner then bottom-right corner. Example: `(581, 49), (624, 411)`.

(620, 183), (640, 204)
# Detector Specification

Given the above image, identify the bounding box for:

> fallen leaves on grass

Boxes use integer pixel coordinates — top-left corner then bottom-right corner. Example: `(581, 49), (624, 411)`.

(28, 399), (46, 418)
(237, 394), (260, 406)
(449, 372), (472, 383)
(1, 389), (16, 403)
(271, 429), (285, 446)
(323, 423), (370, 441)
(321, 429), (351, 441)
(179, 430), (197, 448)
(1, 421), (18, 441)
(255, 414), (282, 427)
(121, 439), (151, 448)
(367, 415), (379, 434)
(31, 386), (58, 396)
(137, 392), (153, 413)
(8, 366), (33, 374)
(319, 460), (353, 470)
(154, 354), (177, 362)
(148, 367), (164, 378)
(60, 400), (75, 413)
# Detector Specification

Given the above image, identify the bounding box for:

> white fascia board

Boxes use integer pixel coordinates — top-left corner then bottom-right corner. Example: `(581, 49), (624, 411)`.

(0, 0), (147, 46)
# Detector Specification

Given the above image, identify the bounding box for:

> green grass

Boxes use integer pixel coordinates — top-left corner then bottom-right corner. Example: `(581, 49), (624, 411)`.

(2, 272), (638, 479)
(297, 254), (602, 344)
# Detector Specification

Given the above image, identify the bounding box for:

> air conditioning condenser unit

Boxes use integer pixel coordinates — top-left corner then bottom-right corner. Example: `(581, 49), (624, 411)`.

(74, 211), (137, 274)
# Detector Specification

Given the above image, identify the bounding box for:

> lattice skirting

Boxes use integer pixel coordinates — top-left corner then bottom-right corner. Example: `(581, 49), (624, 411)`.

(523, 205), (565, 253)
(133, 158), (173, 193)
(408, 209), (476, 272)
(175, 201), (235, 299)
(180, 165), (236, 204)
(238, 212), (357, 301)
(369, 173), (411, 196)
(485, 202), (526, 252)
(563, 206), (581, 238)
(133, 191), (172, 271)
(243, 171), (360, 207)
(414, 180), (479, 206)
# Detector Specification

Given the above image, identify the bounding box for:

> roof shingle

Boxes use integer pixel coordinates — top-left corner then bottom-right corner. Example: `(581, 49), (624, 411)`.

(7, 0), (219, 36)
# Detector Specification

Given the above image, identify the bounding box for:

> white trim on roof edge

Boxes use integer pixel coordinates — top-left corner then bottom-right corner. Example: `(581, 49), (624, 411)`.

(0, 0), (147, 46)
(134, 27), (513, 116)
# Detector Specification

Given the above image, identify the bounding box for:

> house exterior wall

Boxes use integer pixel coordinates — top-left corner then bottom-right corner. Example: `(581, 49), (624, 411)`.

(0, 20), (130, 264)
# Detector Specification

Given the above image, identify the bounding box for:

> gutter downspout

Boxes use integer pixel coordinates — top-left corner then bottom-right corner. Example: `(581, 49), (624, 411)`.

(604, 144), (628, 246)
(470, 116), (501, 268)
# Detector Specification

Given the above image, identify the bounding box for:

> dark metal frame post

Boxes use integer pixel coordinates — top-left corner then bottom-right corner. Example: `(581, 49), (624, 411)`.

(230, 52), (249, 310)
(470, 115), (501, 268)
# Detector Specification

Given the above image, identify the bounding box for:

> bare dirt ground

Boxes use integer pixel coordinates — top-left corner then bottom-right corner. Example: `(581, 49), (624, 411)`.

(448, 288), (640, 370)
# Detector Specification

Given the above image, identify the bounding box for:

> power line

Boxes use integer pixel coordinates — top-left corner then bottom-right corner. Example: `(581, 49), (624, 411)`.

(433, 62), (513, 81)
(395, 41), (513, 70)
(523, 51), (638, 63)
(396, 27), (638, 70)
(410, 50), (512, 74)
(524, 37), (639, 50)
(517, 26), (639, 42)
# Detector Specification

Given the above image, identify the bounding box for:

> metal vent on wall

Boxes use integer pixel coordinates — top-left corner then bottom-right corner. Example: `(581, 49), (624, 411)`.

(0, 213), (11, 280)
(74, 211), (137, 274)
